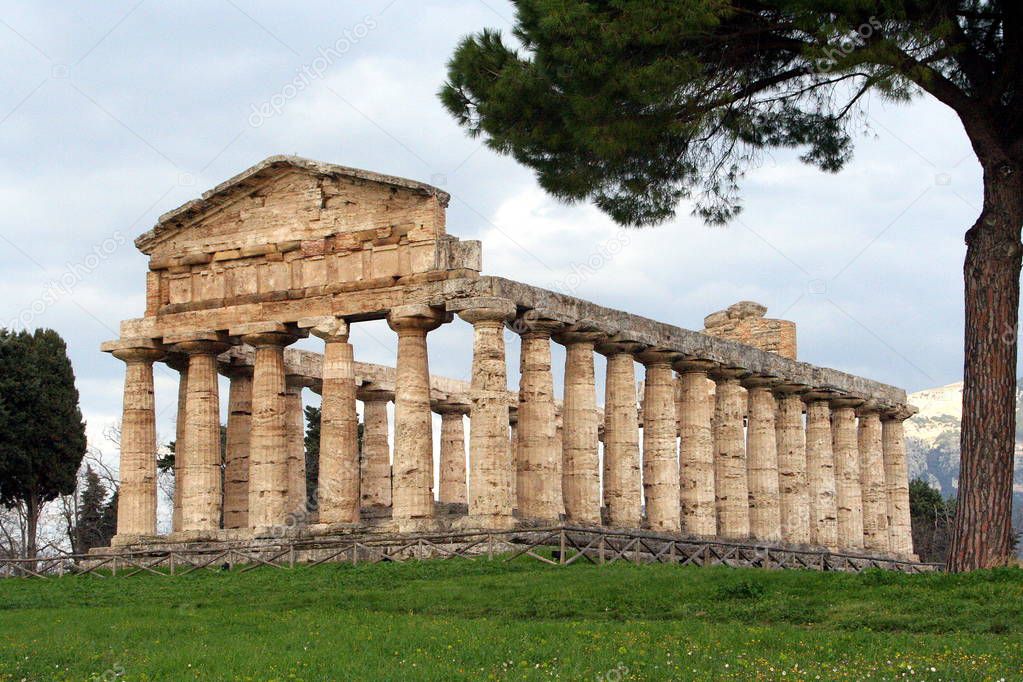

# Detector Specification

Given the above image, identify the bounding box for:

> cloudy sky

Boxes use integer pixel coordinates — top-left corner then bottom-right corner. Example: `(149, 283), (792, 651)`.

(0, 1), (981, 472)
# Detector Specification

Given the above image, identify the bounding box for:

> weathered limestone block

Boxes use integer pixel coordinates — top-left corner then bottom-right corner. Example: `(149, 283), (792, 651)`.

(744, 378), (782, 543)
(388, 305), (447, 523)
(774, 386), (810, 546)
(223, 365), (253, 530)
(111, 344), (164, 538)
(359, 389), (393, 509)
(638, 350), (681, 532)
(285, 379), (307, 519)
(457, 299), (516, 527)
(712, 369), (750, 539)
(702, 300), (797, 360)
(512, 315), (564, 521)
(243, 330), (298, 531)
(176, 337), (229, 533)
(882, 408), (916, 558)
(831, 400), (865, 551)
(857, 409), (890, 553)
(553, 326), (603, 526)
(436, 401), (470, 505)
(675, 360), (717, 538)
(308, 318), (360, 524)
(597, 339), (645, 528)
(804, 397), (839, 549)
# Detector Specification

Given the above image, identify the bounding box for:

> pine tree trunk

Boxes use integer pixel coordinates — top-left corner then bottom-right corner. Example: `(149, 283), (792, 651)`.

(25, 493), (39, 565)
(948, 158), (1023, 572)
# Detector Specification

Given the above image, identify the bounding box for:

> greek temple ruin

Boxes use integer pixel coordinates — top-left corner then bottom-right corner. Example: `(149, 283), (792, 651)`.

(101, 155), (917, 562)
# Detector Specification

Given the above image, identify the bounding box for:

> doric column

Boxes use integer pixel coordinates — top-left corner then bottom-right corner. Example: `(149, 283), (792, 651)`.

(307, 317), (360, 525)
(436, 401), (470, 505)
(456, 299), (516, 528)
(774, 385), (810, 546)
(597, 337), (645, 528)
(240, 326), (299, 532)
(803, 394), (839, 550)
(284, 377), (307, 519)
(108, 341), (164, 539)
(553, 325), (602, 525)
(508, 406), (519, 505)
(744, 376), (782, 543)
(711, 368), (750, 540)
(675, 359), (717, 538)
(637, 349), (682, 532)
(831, 397), (865, 551)
(174, 335), (230, 533)
(222, 364), (253, 530)
(510, 313), (564, 521)
(882, 407), (916, 558)
(166, 354), (188, 534)
(857, 407), (890, 553)
(387, 305), (448, 523)
(359, 389), (393, 509)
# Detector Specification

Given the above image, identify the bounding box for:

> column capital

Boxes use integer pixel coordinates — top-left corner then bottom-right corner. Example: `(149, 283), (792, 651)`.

(709, 366), (749, 382)
(299, 315), (350, 342)
(830, 395), (865, 410)
(102, 338), (165, 364)
(357, 386), (394, 403)
(855, 399), (885, 417)
(673, 357), (717, 374)
(433, 399), (471, 416)
(741, 375), (781, 390)
(451, 297), (516, 325)
(552, 321), (607, 346)
(387, 304), (449, 333)
(170, 332), (231, 357)
(881, 404), (918, 421)
(220, 361), (255, 380)
(801, 388), (840, 403)
(635, 348), (683, 367)
(595, 334), (647, 357)
(285, 373), (315, 391)
(772, 382), (810, 398)
(507, 308), (568, 338)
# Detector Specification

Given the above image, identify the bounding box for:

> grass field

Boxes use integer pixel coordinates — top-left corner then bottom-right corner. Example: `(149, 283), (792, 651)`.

(0, 557), (1021, 681)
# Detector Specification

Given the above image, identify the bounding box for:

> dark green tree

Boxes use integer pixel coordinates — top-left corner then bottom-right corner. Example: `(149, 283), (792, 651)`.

(909, 477), (956, 563)
(0, 329), (87, 558)
(74, 467), (116, 553)
(304, 405), (321, 510)
(442, 1), (1022, 571)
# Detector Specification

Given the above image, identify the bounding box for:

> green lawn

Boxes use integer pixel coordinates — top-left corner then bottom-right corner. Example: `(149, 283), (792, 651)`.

(0, 557), (1021, 681)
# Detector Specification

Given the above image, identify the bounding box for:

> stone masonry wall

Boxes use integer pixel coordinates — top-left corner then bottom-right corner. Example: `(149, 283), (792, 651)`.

(703, 301), (797, 360)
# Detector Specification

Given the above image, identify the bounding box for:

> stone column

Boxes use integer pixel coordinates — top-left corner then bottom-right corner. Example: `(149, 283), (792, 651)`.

(175, 336), (229, 534)
(241, 328), (298, 532)
(508, 407), (519, 506)
(553, 326), (602, 525)
(712, 369), (750, 539)
(284, 378), (307, 519)
(222, 365), (253, 530)
(166, 354), (188, 534)
(436, 401), (470, 505)
(387, 305), (447, 524)
(359, 389), (393, 509)
(637, 350), (681, 532)
(511, 314), (564, 522)
(309, 318), (360, 525)
(744, 377), (782, 543)
(803, 395), (839, 550)
(597, 338), (645, 528)
(858, 408), (890, 553)
(831, 398), (865, 551)
(455, 300), (516, 527)
(675, 359), (717, 538)
(110, 342), (164, 539)
(882, 407), (915, 558)
(774, 385), (810, 546)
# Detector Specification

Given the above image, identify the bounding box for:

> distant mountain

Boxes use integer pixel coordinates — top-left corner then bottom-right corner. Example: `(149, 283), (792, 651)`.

(905, 381), (1023, 516)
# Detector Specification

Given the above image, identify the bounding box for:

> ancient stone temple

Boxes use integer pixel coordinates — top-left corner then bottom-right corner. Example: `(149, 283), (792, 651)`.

(102, 155), (917, 560)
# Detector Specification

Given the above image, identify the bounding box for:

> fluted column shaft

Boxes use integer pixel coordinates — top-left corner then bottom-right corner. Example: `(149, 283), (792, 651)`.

(882, 411), (915, 557)
(858, 411), (890, 553)
(639, 352), (681, 532)
(223, 367), (253, 530)
(745, 380), (782, 542)
(112, 346), (163, 538)
(713, 372), (750, 539)
(284, 381), (306, 519)
(514, 319), (563, 521)
(459, 301), (515, 527)
(599, 342), (643, 528)
(245, 332), (295, 530)
(555, 330), (602, 525)
(775, 389), (810, 545)
(832, 402), (864, 551)
(360, 392), (392, 509)
(388, 306), (446, 522)
(437, 405), (469, 504)
(169, 357), (188, 534)
(311, 320), (360, 524)
(804, 398), (839, 549)
(676, 361), (717, 537)
(177, 340), (228, 533)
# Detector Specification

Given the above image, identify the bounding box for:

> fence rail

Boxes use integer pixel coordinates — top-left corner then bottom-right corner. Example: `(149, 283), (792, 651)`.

(0, 527), (941, 579)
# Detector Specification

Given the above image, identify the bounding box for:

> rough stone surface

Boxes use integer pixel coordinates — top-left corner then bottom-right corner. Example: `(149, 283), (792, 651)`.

(314, 322), (360, 524)
(882, 412), (914, 557)
(436, 402), (469, 505)
(775, 391), (810, 545)
(805, 399), (839, 549)
(858, 412), (890, 553)
(360, 391), (392, 509)
(599, 346), (643, 528)
(745, 383), (782, 542)
(713, 374), (750, 539)
(832, 404), (865, 551)
(639, 353), (680, 532)
(178, 340), (227, 533)
(555, 330), (601, 525)
(676, 363), (717, 538)
(223, 367), (253, 530)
